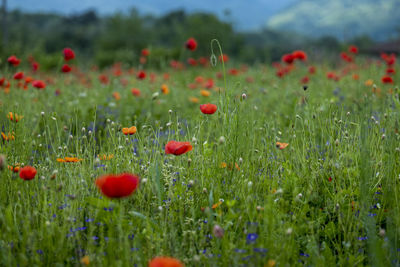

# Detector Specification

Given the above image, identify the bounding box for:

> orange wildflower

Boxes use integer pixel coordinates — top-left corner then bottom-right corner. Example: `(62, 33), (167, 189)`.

(149, 256), (184, 267)
(220, 162), (240, 170)
(189, 97), (199, 103)
(365, 79), (373, 86)
(98, 154), (114, 160)
(7, 112), (23, 122)
(80, 256), (90, 266)
(8, 164), (20, 173)
(161, 84), (170, 94)
(122, 126), (137, 135)
(200, 90), (210, 97)
(1, 132), (15, 141)
(276, 142), (289, 150)
(212, 201), (223, 209)
(112, 92), (121, 101)
(56, 157), (83, 163)
(266, 259), (276, 267)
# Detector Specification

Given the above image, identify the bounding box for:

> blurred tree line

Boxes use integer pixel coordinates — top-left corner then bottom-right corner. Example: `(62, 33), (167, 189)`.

(0, 8), (375, 69)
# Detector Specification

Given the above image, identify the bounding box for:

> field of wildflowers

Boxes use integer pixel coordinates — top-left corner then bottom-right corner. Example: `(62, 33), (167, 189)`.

(0, 40), (399, 266)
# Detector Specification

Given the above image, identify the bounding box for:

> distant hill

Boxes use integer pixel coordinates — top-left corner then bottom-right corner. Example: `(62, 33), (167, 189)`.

(267, 0), (400, 40)
(8, 0), (296, 30)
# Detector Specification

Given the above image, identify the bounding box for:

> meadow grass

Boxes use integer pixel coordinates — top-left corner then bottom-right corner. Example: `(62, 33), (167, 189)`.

(0, 54), (399, 266)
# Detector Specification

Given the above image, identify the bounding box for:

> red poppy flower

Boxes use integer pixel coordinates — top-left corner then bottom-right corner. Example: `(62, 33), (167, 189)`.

(282, 54), (295, 64)
(326, 72), (338, 80)
(0, 77), (6, 86)
(63, 48), (75, 61)
(200, 103), (217, 114)
(300, 76), (309, 84)
(381, 75), (394, 84)
(149, 257), (184, 267)
(276, 69), (285, 78)
(32, 80), (46, 89)
(340, 52), (353, 63)
(292, 50), (307, 61)
(228, 68), (239, 75)
(7, 55), (20, 66)
(165, 141), (192, 156)
(137, 71), (146, 80)
(205, 79), (214, 89)
(61, 64), (72, 73)
(198, 57), (208, 66)
(308, 66), (316, 74)
(187, 58), (197, 66)
(381, 53), (396, 66)
(218, 54), (229, 62)
(141, 48), (150, 57)
(32, 62), (39, 72)
(99, 74), (109, 84)
(185, 38), (197, 51)
(140, 56), (147, 64)
(95, 173), (140, 198)
(131, 88), (141, 96)
(19, 166), (37, 180)
(219, 54), (229, 63)
(348, 45), (358, 54)
(13, 72), (24, 80)
(386, 68), (395, 75)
